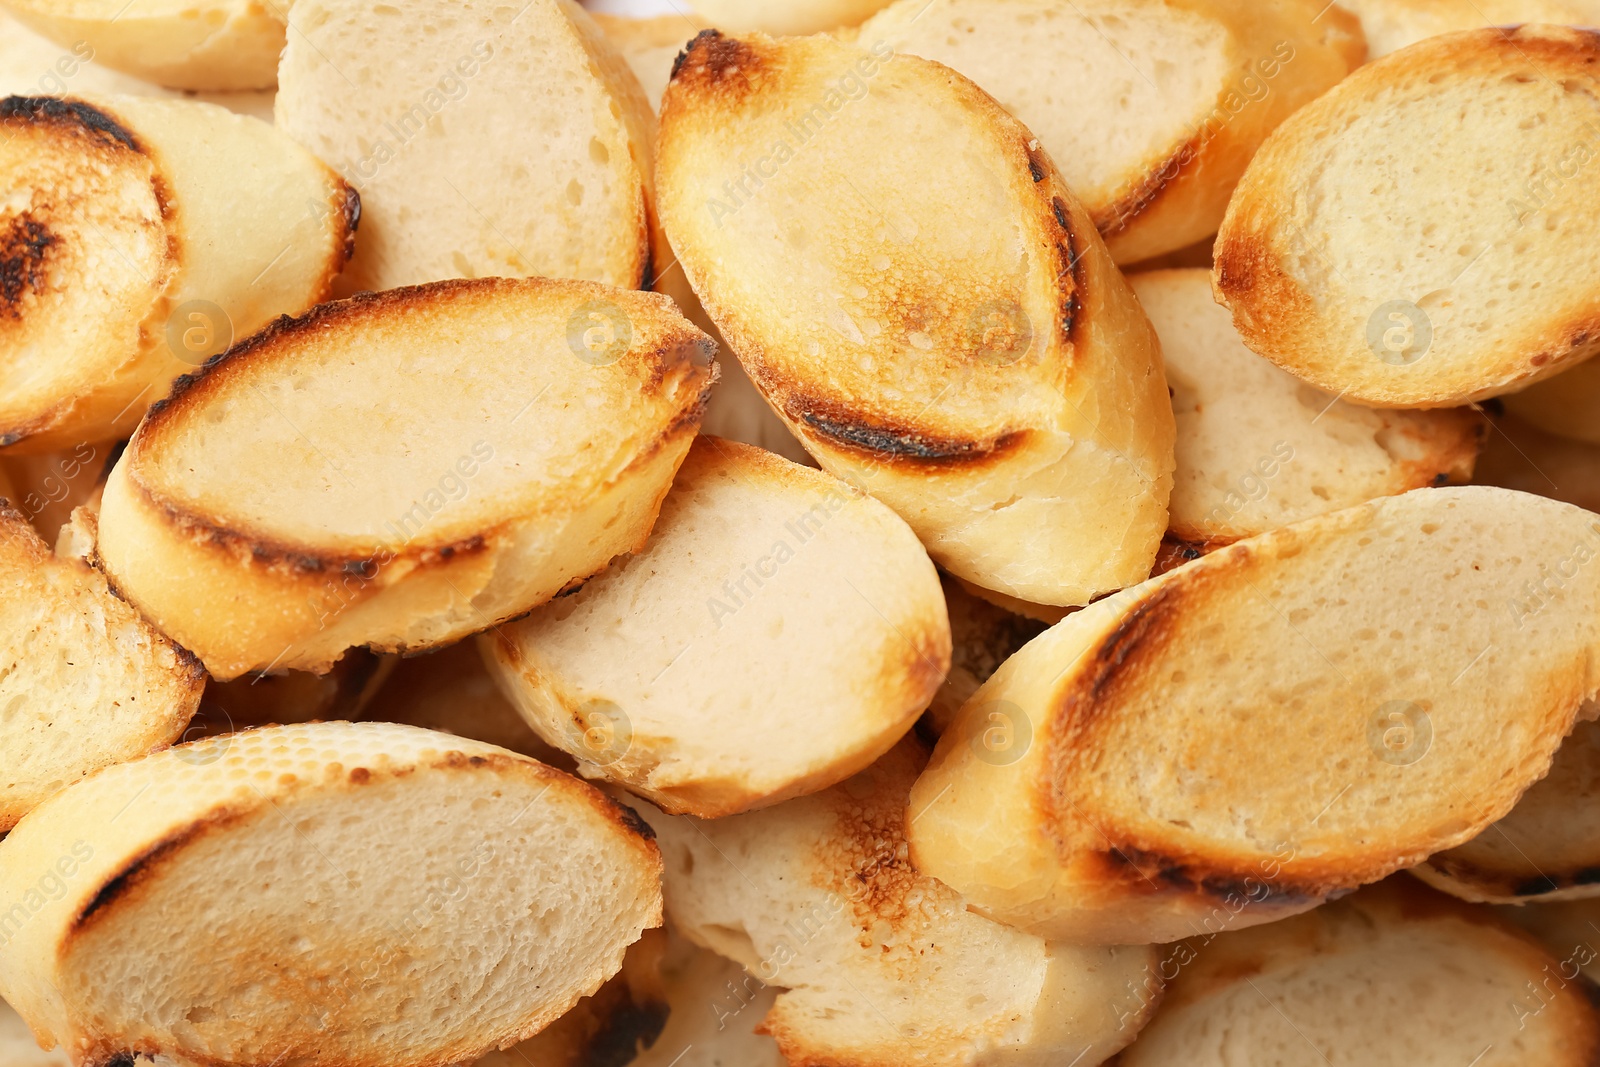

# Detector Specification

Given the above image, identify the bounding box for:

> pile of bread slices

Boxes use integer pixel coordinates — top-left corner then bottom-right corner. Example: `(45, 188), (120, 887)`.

(6, 0), (1600, 1063)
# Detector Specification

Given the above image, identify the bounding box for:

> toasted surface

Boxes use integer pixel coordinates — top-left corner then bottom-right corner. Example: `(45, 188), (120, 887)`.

(484, 436), (949, 817)
(96, 278), (713, 680)
(860, 0), (1363, 264)
(687, 0), (892, 34)
(0, 503), (203, 833)
(1339, 0), (1600, 58)
(277, 0), (655, 293)
(0, 93), (355, 453)
(638, 740), (1158, 1067)
(1116, 878), (1600, 1066)
(0, 721), (663, 1067)
(0, 0), (286, 91)
(1133, 269), (1482, 541)
(658, 31), (1175, 606)
(1475, 410), (1600, 512)
(925, 573), (1048, 736)
(1216, 24), (1600, 407)
(592, 13), (707, 112)
(1506, 356), (1600, 445)
(910, 486), (1600, 944)
(1415, 719), (1600, 902)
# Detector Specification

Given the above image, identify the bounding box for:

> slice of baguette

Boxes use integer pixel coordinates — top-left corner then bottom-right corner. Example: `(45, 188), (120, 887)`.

(1114, 878), (1600, 1066)
(277, 0), (657, 294)
(910, 486), (1600, 944)
(591, 13), (707, 113)
(1215, 24), (1600, 407)
(1506, 357), (1600, 445)
(0, 503), (203, 833)
(1338, 0), (1600, 59)
(1475, 410), (1600, 513)
(0, 721), (663, 1067)
(1132, 269), (1482, 543)
(96, 278), (714, 681)
(0, 93), (355, 454)
(658, 31), (1176, 607)
(1414, 719), (1600, 903)
(483, 436), (950, 817)
(859, 0), (1364, 264)
(925, 573), (1048, 736)
(637, 740), (1159, 1067)
(687, 0), (892, 34)
(0, 0), (287, 91)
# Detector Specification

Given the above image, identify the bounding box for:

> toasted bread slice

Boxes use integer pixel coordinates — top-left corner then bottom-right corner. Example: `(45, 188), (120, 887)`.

(1475, 410), (1600, 512)
(484, 436), (949, 817)
(96, 278), (713, 681)
(1506, 358), (1600, 445)
(637, 740), (1158, 1067)
(1499, 898), (1600, 983)
(859, 0), (1364, 264)
(687, 0), (892, 34)
(1115, 879), (1600, 1066)
(360, 642), (569, 768)
(0, 503), (203, 833)
(1338, 0), (1600, 58)
(910, 486), (1600, 944)
(591, 13), (707, 113)
(0, 721), (663, 1067)
(659, 31), (1175, 607)
(925, 574), (1048, 736)
(1414, 719), (1600, 903)
(277, 0), (656, 293)
(0, 442), (112, 542)
(1133, 269), (1482, 542)
(0, 0), (286, 91)
(1216, 25), (1600, 407)
(0, 93), (355, 454)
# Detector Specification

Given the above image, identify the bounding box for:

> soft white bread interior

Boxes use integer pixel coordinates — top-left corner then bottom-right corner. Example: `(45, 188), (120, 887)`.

(0, 721), (663, 1067)
(0, 0), (286, 91)
(277, 0), (657, 294)
(591, 13), (707, 113)
(1115, 878), (1600, 1066)
(96, 277), (713, 681)
(484, 436), (949, 817)
(1414, 719), (1600, 903)
(859, 0), (1364, 264)
(1216, 24), (1600, 407)
(1132, 269), (1482, 543)
(1506, 357), (1600, 445)
(0, 503), (203, 833)
(1475, 409), (1600, 513)
(1338, 0), (1600, 59)
(925, 573), (1047, 736)
(637, 740), (1159, 1067)
(910, 486), (1600, 944)
(0, 93), (355, 454)
(658, 31), (1175, 607)
(687, 0), (893, 34)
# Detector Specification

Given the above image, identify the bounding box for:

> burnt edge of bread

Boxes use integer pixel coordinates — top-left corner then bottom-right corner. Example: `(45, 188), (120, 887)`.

(0, 96), (142, 153)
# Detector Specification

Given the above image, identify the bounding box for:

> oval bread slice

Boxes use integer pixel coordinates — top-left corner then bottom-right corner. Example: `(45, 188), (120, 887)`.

(1414, 719), (1600, 903)
(1338, 0), (1600, 59)
(1215, 25), (1600, 407)
(483, 435), (950, 817)
(687, 0), (892, 34)
(277, 0), (657, 294)
(859, 0), (1364, 264)
(1505, 358), (1600, 446)
(1116, 879), (1600, 1066)
(95, 278), (714, 680)
(0, 503), (202, 833)
(1133, 269), (1482, 543)
(910, 486), (1600, 944)
(1, 0), (287, 91)
(658, 31), (1175, 607)
(0, 721), (663, 1067)
(637, 740), (1159, 1067)
(0, 94), (356, 454)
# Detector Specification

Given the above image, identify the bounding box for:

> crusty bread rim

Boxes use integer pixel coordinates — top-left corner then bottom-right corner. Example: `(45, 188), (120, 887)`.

(1412, 851), (1600, 904)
